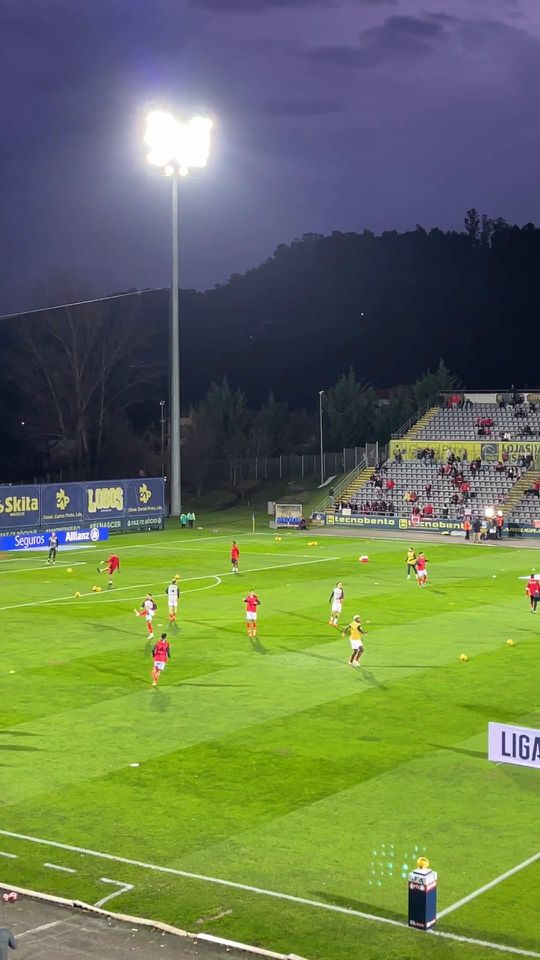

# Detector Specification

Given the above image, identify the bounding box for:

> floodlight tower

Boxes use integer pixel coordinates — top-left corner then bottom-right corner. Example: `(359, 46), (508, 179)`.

(144, 111), (213, 516)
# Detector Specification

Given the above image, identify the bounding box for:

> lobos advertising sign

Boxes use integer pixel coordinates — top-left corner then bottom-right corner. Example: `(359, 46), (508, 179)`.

(488, 722), (540, 770)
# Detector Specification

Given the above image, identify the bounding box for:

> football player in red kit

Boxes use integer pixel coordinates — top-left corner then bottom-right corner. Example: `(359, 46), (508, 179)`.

(152, 633), (170, 686)
(231, 541), (240, 574)
(243, 591), (260, 638)
(98, 553), (120, 587)
(525, 573), (540, 613)
(416, 553), (428, 587)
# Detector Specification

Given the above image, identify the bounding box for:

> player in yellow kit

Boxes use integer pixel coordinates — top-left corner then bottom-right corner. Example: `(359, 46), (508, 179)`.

(406, 547), (417, 580)
(342, 615), (365, 667)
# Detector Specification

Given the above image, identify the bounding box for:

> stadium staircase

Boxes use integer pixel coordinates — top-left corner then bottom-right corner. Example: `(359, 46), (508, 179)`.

(313, 458), (368, 514)
(401, 406), (440, 440)
(502, 469), (536, 514)
(335, 466), (373, 504)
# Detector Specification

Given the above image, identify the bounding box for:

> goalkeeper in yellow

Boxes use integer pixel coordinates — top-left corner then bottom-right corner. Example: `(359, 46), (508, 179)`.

(342, 615), (365, 668)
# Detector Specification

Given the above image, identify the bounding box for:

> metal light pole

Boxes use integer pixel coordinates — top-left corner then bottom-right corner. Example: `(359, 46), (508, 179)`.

(319, 390), (325, 486)
(144, 110), (213, 516)
(170, 175), (181, 515)
(159, 399), (166, 479)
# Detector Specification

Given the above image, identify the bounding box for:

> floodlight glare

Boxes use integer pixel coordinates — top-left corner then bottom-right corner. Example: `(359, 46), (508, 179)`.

(144, 110), (212, 173)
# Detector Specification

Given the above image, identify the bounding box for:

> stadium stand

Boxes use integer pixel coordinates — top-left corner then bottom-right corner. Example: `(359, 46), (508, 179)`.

(416, 400), (540, 441)
(327, 394), (540, 529)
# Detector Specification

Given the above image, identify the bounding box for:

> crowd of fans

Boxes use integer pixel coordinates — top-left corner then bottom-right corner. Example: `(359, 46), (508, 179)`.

(445, 392), (540, 439)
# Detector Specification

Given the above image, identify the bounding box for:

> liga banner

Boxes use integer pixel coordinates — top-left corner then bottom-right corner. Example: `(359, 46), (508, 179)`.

(390, 439), (540, 462)
(41, 482), (85, 523)
(488, 722), (540, 770)
(125, 478), (165, 516)
(0, 484), (41, 530)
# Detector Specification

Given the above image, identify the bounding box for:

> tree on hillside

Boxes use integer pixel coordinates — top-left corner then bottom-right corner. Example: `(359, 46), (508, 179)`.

(325, 369), (377, 449)
(9, 282), (155, 477)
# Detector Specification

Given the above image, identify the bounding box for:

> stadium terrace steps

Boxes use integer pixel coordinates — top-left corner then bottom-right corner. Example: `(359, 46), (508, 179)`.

(334, 467), (373, 505)
(401, 406), (440, 440)
(506, 470), (540, 525)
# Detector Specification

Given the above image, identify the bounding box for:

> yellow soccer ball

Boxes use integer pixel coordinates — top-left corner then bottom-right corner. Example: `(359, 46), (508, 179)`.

(506, 639), (515, 647)
(67, 567), (73, 574)
(459, 653), (469, 662)
(74, 591), (81, 598)
(96, 586), (102, 593)
(92, 585), (99, 592)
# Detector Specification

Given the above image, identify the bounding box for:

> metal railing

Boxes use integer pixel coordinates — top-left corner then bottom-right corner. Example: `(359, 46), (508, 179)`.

(391, 403), (439, 440)
(312, 456), (367, 515)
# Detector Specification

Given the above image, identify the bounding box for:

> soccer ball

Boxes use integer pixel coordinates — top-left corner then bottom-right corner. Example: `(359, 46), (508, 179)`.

(96, 586), (102, 593)
(74, 591), (81, 598)
(92, 585), (99, 592)
(459, 653), (469, 662)
(506, 639), (515, 646)
(275, 536), (282, 542)
(67, 567), (73, 573)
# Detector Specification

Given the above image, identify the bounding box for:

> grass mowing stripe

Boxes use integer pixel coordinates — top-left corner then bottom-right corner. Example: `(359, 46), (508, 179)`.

(0, 556), (340, 613)
(437, 852), (540, 919)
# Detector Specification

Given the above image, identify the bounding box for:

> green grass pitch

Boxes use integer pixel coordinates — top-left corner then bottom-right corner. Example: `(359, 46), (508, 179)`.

(0, 526), (538, 960)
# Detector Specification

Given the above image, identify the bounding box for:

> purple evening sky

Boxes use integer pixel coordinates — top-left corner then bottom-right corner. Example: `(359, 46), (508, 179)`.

(1, 0), (539, 312)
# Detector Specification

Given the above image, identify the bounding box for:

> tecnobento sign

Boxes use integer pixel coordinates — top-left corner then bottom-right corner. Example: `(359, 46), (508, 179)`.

(488, 722), (540, 770)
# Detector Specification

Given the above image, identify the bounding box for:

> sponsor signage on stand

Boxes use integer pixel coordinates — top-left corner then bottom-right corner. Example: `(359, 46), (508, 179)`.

(0, 479), (165, 535)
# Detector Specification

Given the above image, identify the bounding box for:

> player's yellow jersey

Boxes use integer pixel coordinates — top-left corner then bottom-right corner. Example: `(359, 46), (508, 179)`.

(349, 621), (363, 641)
(406, 549), (417, 565)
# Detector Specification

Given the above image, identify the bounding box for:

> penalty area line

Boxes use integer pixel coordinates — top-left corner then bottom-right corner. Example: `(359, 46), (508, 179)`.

(437, 851), (540, 919)
(0, 830), (539, 958)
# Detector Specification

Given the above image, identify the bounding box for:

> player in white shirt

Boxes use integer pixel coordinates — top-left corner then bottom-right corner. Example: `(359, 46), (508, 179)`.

(134, 594), (157, 640)
(166, 578), (180, 624)
(329, 581), (344, 627)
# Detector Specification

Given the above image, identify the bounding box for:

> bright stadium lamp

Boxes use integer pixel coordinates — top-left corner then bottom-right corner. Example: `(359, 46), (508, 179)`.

(144, 110), (213, 517)
(145, 111), (212, 176)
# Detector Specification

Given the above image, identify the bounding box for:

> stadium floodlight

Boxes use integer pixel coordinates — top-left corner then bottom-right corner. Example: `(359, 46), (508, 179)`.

(144, 110), (212, 517)
(144, 111), (212, 176)
(319, 390), (325, 487)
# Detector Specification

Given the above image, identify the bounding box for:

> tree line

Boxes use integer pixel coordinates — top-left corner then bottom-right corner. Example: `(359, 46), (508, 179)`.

(1, 206), (536, 483)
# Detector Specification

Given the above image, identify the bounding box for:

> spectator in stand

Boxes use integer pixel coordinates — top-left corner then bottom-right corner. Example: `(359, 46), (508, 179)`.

(460, 480), (471, 499)
(497, 492), (505, 504)
(498, 397), (506, 409)
(424, 482), (432, 497)
(412, 505), (421, 517)
(502, 449), (509, 463)
(386, 478), (395, 492)
(374, 474), (383, 489)
(422, 503), (434, 517)
(464, 397), (472, 410)
(495, 460), (506, 473)
(409, 491), (418, 503)
(395, 450), (403, 463)
(530, 401), (537, 413)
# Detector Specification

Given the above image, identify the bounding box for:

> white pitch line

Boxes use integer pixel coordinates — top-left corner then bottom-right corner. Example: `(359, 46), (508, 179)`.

(94, 877), (134, 908)
(437, 851), (540, 919)
(17, 920), (65, 939)
(0, 830), (537, 958)
(0, 561), (87, 576)
(0, 557), (338, 614)
(44, 862), (77, 874)
(75, 576), (223, 605)
(0, 850), (17, 858)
